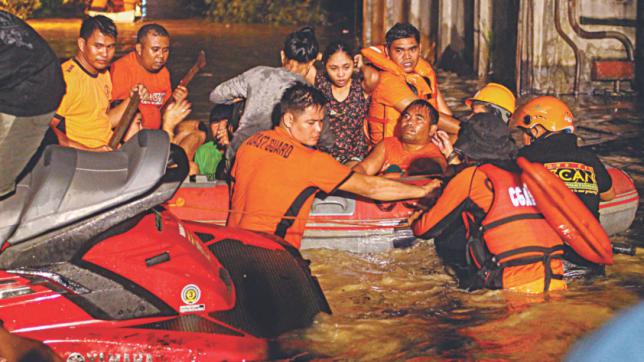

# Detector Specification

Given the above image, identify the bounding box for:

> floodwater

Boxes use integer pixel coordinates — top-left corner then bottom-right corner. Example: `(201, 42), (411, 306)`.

(31, 19), (643, 361)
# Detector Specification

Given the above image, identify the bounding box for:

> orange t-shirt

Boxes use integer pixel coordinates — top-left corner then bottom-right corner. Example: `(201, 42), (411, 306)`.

(381, 137), (447, 174)
(110, 51), (171, 129)
(228, 127), (353, 248)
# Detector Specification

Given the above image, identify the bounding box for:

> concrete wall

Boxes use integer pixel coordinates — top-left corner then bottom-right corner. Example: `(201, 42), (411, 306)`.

(362, 0), (637, 94)
(518, 0), (636, 95)
(437, 0), (466, 57)
(474, 0), (493, 79)
(362, 0), (436, 60)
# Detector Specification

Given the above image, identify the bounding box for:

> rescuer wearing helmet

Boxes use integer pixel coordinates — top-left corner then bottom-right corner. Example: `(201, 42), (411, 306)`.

(412, 112), (567, 293)
(465, 82), (516, 124)
(430, 83), (516, 155)
(511, 96), (614, 277)
(511, 96), (614, 217)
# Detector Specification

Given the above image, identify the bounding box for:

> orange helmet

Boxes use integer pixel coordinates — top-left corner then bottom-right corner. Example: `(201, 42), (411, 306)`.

(510, 96), (575, 133)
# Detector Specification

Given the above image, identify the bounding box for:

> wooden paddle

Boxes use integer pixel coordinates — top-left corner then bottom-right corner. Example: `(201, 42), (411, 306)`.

(107, 50), (207, 148)
(160, 50), (207, 114)
(108, 92), (141, 149)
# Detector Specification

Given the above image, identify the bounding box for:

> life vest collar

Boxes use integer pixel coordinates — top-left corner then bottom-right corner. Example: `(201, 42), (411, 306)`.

(361, 45), (435, 79)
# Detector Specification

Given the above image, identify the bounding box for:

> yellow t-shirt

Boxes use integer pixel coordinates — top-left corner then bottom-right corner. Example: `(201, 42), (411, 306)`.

(57, 59), (113, 148)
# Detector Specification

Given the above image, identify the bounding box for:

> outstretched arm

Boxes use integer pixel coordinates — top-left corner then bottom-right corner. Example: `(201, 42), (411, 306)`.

(210, 72), (248, 104)
(352, 141), (386, 175)
(339, 172), (441, 201)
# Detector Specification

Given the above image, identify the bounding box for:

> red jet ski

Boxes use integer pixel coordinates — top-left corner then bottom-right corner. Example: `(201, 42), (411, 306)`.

(0, 131), (329, 361)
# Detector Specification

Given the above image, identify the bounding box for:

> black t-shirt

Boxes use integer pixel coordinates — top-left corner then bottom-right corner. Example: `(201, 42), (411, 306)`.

(0, 11), (65, 116)
(517, 133), (612, 218)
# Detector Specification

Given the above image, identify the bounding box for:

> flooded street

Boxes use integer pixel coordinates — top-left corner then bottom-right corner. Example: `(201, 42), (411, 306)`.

(31, 19), (643, 361)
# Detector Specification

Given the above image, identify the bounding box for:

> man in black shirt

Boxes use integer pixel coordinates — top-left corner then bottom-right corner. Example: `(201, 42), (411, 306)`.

(511, 96), (614, 216)
(511, 96), (614, 275)
(0, 11), (65, 197)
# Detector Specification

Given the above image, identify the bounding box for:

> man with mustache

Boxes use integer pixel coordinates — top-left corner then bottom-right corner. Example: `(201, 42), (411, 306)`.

(110, 23), (196, 171)
(352, 100), (447, 178)
(111, 23), (189, 131)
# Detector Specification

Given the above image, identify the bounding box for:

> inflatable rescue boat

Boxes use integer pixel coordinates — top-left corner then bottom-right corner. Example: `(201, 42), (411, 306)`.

(168, 168), (638, 253)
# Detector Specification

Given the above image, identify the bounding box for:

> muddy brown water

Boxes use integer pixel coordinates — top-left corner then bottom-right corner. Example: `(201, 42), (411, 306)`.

(31, 19), (643, 361)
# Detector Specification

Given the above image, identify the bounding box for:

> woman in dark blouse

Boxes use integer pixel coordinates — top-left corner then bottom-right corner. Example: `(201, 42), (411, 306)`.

(315, 40), (370, 166)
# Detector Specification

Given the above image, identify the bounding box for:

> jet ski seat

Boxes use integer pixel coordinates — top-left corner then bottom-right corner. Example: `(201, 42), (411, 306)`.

(0, 130), (170, 244)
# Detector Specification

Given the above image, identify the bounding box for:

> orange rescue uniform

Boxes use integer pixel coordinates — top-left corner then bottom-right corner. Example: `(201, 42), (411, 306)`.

(110, 51), (172, 129)
(381, 137), (447, 175)
(361, 46), (439, 144)
(228, 127), (353, 248)
(56, 58), (113, 148)
(413, 164), (567, 293)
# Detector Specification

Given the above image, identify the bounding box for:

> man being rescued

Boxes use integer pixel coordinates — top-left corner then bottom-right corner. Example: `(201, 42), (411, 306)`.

(228, 83), (441, 249)
(361, 23), (454, 144)
(412, 112), (568, 293)
(353, 99), (447, 178)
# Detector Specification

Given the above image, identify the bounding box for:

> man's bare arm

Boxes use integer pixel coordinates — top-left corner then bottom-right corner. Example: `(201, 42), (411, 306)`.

(352, 141), (386, 175)
(339, 172), (440, 201)
(435, 88), (452, 115)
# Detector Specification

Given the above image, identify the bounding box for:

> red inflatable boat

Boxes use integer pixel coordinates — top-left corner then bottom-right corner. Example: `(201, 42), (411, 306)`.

(0, 131), (329, 361)
(168, 168), (638, 253)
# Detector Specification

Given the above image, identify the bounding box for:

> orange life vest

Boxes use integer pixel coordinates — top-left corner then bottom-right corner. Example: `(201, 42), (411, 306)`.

(361, 46), (439, 144)
(466, 164), (567, 293)
(381, 137), (446, 175)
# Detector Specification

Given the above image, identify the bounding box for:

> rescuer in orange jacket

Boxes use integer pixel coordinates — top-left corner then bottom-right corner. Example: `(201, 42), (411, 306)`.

(412, 112), (567, 293)
(229, 83), (442, 248)
(361, 23), (454, 144)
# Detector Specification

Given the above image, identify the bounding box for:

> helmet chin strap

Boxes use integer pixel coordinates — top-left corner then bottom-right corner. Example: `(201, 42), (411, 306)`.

(520, 127), (542, 144)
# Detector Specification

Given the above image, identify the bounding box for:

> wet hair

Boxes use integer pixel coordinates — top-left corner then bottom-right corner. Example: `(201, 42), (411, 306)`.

(137, 23), (170, 43)
(80, 15), (117, 40)
(401, 99), (439, 125)
(279, 83), (328, 117)
(322, 40), (355, 64)
(209, 104), (234, 123)
(385, 23), (420, 46)
(283, 26), (319, 63)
